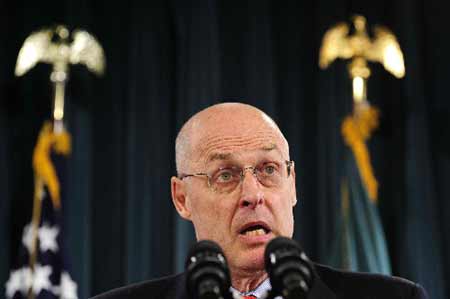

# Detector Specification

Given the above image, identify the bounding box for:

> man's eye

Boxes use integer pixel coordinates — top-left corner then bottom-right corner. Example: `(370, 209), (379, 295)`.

(216, 170), (233, 182)
(263, 164), (277, 175)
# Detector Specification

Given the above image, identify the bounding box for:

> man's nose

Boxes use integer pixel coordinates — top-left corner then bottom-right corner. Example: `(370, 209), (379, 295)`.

(239, 169), (264, 208)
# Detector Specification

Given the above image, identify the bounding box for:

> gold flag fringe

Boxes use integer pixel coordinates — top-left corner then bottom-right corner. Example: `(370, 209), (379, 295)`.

(32, 121), (71, 210)
(341, 106), (379, 203)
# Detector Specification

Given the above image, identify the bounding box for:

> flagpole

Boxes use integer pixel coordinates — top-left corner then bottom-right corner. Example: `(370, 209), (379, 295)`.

(51, 72), (67, 134)
(349, 57), (370, 106)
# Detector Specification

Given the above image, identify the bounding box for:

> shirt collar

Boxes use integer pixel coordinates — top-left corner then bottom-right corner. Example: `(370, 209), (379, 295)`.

(230, 278), (272, 299)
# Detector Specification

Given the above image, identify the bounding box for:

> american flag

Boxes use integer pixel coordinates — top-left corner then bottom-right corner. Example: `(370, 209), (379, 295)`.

(5, 123), (78, 299)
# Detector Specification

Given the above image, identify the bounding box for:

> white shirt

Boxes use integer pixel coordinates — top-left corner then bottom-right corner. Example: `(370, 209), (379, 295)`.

(230, 278), (274, 299)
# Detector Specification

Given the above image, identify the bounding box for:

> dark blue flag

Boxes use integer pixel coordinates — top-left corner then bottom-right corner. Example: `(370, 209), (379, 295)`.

(329, 106), (392, 275)
(5, 122), (78, 299)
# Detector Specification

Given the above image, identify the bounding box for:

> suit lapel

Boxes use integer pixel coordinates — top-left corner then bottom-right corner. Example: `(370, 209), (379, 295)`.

(174, 273), (189, 299)
(307, 274), (336, 299)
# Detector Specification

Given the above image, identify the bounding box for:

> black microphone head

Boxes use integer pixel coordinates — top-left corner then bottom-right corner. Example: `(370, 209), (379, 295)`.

(185, 240), (231, 299)
(264, 237), (315, 299)
(186, 240), (224, 267)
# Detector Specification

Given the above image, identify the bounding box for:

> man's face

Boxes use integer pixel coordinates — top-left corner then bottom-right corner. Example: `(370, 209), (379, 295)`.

(172, 106), (297, 275)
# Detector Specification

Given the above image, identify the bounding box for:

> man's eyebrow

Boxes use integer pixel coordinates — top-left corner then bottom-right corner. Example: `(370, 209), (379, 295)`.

(262, 143), (277, 151)
(207, 152), (232, 162)
(261, 143), (285, 158)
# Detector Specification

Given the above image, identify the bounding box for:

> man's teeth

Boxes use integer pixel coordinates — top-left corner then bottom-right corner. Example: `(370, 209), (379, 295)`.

(244, 228), (266, 236)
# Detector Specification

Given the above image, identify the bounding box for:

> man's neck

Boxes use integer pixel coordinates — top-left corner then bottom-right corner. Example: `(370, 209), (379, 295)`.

(230, 269), (268, 293)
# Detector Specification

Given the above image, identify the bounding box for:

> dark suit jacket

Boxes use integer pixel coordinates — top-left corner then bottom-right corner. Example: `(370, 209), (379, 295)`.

(91, 264), (428, 299)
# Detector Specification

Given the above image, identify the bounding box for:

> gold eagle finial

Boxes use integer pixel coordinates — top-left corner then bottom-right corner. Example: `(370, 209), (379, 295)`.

(15, 25), (105, 77)
(319, 15), (405, 79)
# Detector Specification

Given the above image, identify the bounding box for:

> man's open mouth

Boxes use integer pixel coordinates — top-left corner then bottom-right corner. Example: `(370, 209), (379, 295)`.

(239, 223), (271, 236)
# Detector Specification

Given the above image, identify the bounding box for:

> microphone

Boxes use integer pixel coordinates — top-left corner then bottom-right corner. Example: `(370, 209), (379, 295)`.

(185, 240), (232, 299)
(264, 237), (315, 299)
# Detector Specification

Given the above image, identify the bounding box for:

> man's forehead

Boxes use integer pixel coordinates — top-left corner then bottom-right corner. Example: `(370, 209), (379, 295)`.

(191, 129), (288, 165)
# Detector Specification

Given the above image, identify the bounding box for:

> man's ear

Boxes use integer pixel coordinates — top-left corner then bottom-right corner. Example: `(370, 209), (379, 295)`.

(290, 165), (297, 206)
(171, 176), (192, 220)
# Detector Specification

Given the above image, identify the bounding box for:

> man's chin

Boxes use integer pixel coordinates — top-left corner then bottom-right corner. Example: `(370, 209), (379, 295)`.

(226, 234), (275, 272)
(231, 247), (266, 272)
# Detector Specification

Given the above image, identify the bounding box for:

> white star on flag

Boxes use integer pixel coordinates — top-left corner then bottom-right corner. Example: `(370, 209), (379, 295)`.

(5, 268), (30, 298)
(21, 222), (60, 254)
(39, 222), (60, 252)
(5, 269), (21, 298)
(31, 264), (53, 295)
(60, 272), (78, 299)
(52, 271), (79, 299)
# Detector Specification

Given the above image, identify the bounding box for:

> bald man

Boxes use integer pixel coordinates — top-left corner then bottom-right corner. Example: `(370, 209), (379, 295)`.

(93, 103), (428, 299)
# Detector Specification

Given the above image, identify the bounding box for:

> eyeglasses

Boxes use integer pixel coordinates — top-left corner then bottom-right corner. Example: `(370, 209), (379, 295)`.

(179, 160), (294, 194)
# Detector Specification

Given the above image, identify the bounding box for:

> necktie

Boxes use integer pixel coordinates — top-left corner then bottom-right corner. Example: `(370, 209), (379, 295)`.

(242, 295), (256, 299)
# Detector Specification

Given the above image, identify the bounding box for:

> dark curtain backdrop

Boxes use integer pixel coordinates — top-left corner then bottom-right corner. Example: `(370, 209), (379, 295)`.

(1, 1), (449, 299)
